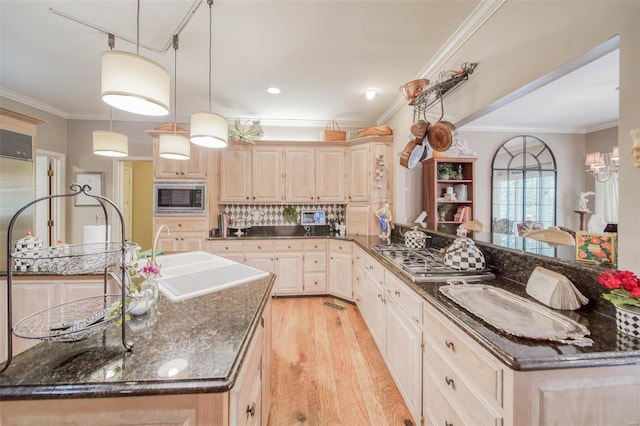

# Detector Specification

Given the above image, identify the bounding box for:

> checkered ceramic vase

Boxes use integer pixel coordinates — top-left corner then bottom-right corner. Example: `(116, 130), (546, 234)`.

(615, 305), (640, 338)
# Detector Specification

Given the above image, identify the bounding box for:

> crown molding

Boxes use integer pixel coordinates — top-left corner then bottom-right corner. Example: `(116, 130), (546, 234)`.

(377, 0), (506, 125)
(0, 87), (70, 119)
(459, 121), (619, 135)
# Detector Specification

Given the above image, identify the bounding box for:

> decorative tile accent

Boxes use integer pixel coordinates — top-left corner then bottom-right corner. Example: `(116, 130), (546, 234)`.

(222, 204), (345, 226)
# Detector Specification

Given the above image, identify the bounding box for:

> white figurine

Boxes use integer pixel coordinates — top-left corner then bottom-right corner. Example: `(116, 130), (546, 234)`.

(578, 191), (596, 212)
(453, 138), (477, 157)
(374, 201), (393, 239)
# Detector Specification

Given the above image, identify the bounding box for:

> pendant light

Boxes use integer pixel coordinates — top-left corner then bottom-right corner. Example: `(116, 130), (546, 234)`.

(101, 1), (170, 116)
(190, 0), (228, 148)
(93, 108), (129, 157)
(159, 35), (190, 160)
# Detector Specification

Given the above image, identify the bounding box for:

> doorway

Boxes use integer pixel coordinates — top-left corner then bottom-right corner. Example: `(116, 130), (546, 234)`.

(35, 150), (65, 246)
(113, 158), (154, 251)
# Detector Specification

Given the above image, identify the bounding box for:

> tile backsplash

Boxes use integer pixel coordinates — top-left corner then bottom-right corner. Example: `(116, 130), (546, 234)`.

(221, 204), (346, 227)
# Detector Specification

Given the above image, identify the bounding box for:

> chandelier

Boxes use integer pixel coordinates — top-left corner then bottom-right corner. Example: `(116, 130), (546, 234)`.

(585, 146), (619, 182)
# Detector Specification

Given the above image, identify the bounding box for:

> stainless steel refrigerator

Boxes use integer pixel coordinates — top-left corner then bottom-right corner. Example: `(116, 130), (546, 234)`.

(1, 130), (35, 272)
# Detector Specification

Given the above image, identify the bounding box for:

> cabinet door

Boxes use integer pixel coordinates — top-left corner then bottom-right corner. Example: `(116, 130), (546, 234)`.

(316, 147), (345, 202)
(253, 147), (283, 202)
(155, 234), (181, 252)
(220, 147), (252, 202)
(274, 252), (303, 294)
(385, 298), (422, 423)
(362, 273), (385, 351)
(329, 251), (353, 300)
(348, 145), (370, 202)
(245, 253), (275, 274)
(285, 147), (315, 202)
(179, 233), (206, 252)
(153, 139), (182, 179)
(60, 279), (105, 303)
(181, 144), (208, 179)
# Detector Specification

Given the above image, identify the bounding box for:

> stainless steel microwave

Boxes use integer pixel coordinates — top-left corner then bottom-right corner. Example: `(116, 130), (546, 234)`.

(153, 181), (206, 215)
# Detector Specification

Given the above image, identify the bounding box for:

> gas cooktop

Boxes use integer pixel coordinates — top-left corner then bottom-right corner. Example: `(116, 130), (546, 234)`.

(372, 244), (495, 283)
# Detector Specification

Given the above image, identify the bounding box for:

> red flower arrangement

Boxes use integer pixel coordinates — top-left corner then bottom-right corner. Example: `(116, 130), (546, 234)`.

(598, 269), (640, 307)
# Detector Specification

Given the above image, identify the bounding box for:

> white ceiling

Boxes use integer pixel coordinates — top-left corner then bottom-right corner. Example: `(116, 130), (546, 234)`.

(0, 1), (619, 133)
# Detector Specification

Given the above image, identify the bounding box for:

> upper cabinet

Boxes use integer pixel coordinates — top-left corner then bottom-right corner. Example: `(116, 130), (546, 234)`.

(153, 140), (208, 180)
(218, 137), (389, 207)
(285, 146), (346, 203)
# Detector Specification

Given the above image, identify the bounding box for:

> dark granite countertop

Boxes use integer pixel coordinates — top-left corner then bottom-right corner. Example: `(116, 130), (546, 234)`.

(349, 234), (640, 371)
(0, 274), (275, 400)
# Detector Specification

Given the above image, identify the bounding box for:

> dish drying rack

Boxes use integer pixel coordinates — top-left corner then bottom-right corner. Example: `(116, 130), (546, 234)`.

(1, 183), (136, 373)
(410, 62), (478, 122)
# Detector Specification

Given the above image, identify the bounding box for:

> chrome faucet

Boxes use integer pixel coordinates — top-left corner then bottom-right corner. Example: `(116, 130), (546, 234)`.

(151, 224), (170, 265)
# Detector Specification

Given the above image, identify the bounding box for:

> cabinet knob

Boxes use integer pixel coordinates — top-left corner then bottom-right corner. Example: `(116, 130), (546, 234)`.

(311, 196), (314, 200)
(395, 290), (400, 296)
(258, 246), (261, 249)
(288, 245), (291, 248)
(445, 376), (455, 387)
(246, 196), (250, 200)
(444, 339), (455, 350)
(445, 421), (454, 426)
(224, 246), (229, 250)
(314, 260), (318, 264)
(246, 402), (256, 417)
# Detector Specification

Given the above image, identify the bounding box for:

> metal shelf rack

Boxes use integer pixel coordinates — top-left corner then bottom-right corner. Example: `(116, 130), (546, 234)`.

(1, 183), (133, 373)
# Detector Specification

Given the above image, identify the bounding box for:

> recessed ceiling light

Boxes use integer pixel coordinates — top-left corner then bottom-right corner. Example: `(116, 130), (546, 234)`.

(267, 87), (281, 94)
(365, 89), (378, 100)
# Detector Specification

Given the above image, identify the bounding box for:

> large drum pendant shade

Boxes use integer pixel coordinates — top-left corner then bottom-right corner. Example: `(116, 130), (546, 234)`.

(101, 51), (170, 116)
(190, 112), (228, 148)
(93, 131), (128, 157)
(159, 134), (190, 160)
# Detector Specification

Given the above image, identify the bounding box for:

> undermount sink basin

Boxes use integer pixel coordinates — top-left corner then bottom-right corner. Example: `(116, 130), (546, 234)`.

(150, 251), (270, 302)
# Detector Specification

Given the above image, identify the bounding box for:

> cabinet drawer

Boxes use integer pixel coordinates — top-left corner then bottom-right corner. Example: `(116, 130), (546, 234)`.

(304, 252), (326, 272)
(244, 240), (274, 252)
(424, 343), (502, 426)
(329, 240), (352, 254)
(154, 217), (207, 232)
(384, 271), (422, 325)
(423, 368), (466, 426)
(304, 272), (327, 293)
(423, 303), (503, 406)
(364, 255), (384, 286)
(274, 240), (304, 252)
(303, 239), (327, 251)
(206, 241), (244, 253)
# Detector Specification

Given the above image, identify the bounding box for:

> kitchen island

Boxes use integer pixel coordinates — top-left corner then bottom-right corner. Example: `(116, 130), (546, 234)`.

(0, 271), (275, 425)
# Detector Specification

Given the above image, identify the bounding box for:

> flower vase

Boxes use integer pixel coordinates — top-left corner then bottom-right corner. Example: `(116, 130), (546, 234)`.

(130, 278), (159, 316)
(615, 304), (640, 338)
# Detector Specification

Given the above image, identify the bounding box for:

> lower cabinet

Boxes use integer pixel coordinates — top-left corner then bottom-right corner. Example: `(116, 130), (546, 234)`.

(0, 276), (117, 360)
(328, 241), (353, 301)
(154, 217), (207, 252)
(0, 298), (273, 426)
(206, 240), (245, 263)
(274, 241), (304, 295)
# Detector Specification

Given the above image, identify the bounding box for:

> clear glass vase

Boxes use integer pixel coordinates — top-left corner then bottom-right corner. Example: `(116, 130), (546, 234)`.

(129, 278), (158, 316)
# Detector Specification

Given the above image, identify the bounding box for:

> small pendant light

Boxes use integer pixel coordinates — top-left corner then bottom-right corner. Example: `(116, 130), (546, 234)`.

(190, 0), (228, 148)
(93, 107), (129, 157)
(159, 35), (190, 160)
(101, 1), (170, 116)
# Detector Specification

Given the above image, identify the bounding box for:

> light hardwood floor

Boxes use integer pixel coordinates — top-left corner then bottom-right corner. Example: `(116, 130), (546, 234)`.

(269, 296), (414, 426)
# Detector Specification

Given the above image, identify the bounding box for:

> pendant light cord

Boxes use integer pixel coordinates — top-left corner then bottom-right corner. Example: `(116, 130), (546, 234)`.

(173, 35), (179, 134)
(136, 0), (140, 55)
(208, 0), (213, 113)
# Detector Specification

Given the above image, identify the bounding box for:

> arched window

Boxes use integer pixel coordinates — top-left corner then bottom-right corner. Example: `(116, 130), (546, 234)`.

(491, 135), (557, 255)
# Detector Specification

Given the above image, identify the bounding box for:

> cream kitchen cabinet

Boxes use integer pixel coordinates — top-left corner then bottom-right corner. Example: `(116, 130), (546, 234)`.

(220, 146), (284, 203)
(0, 276), (117, 360)
(219, 146), (252, 202)
(328, 240), (352, 301)
(273, 240), (304, 295)
(285, 146), (346, 203)
(244, 240), (276, 276)
(284, 146), (315, 203)
(302, 239), (327, 294)
(347, 144), (370, 202)
(352, 244), (366, 307)
(153, 139), (208, 179)
(206, 240), (245, 263)
(252, 146), (284, 202)
(153, 217), (207, 253)
(361, 255), (386, 350)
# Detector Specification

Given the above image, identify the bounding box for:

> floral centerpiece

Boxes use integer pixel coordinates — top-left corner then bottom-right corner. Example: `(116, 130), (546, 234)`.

(598, 269), (640, 337)
(126, 262), (160, 316)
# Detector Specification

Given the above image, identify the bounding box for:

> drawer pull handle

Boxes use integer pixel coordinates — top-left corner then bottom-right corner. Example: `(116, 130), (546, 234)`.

(445, 421), (454, 426)
(445, 376), (454, 387)
(258, 246), (261, 249)
(246, 402), (256, 417)
(445, 339), (455, 350)
(394, 290), (400, 296)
